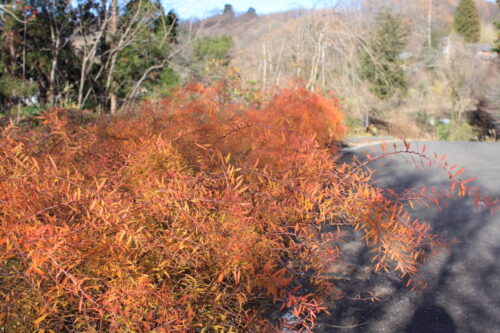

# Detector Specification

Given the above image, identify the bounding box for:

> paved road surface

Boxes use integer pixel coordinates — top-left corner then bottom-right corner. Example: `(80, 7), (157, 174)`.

(317, 141), (500, 333)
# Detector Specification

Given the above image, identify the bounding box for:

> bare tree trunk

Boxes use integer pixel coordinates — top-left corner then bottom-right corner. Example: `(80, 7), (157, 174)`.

(427, 0), (433, 49)
(275, 39), (286, 86)
(77, 25), (108, 108)
(109, 0), (118, 113)
(48, 21), (61, 105)
(262, 43), (267, 91)
(48, 56), (58, 104)
(22, 15), (26, 78)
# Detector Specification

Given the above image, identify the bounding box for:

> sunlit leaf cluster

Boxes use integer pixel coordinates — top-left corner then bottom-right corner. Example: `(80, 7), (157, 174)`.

(1, 82), (492, 332)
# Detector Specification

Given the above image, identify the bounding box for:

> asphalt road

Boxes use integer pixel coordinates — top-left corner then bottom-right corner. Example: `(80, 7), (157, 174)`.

(317, 141), (500, 333)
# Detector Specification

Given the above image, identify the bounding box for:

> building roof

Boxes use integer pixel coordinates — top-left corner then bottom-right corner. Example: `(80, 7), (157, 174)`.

(465, 43), (493, 52)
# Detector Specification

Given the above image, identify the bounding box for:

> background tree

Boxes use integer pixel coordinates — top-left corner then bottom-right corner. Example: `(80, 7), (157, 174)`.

(73, 0), (109, 109)
(0, 0), (76, 113)
(247, 7), (256, 17)
(454, 0), (481, 43)
(223, 3), (234, 16)
(166, 10), (179, 42)
(111, 0), (180, 109)
(191, 35), (233, 82)
(0, 0), (181, 117)
(193, 35), (232, 64)
(360, 8), (408, 99)
(495, 0), (500, 52)
(26, 0), (78, 105)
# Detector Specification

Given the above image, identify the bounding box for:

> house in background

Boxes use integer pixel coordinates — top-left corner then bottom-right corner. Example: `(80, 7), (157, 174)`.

(465, 43), (498, 60)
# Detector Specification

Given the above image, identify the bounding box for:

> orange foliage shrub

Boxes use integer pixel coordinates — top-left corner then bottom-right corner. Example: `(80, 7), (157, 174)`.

(0, 83), (494, 332)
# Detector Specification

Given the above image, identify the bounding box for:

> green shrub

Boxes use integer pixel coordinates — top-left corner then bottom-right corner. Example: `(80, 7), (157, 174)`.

(193, 35), (233, 64)
(435, 117), (474, 141)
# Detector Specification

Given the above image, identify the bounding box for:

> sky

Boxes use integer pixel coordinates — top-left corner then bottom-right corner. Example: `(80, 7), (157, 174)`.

(166, 0), (498, 20)
(166, 0), (329, 19)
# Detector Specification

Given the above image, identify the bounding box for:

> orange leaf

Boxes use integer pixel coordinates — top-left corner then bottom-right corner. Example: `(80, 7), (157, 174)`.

(454, 167), (465, 177)
(463, 177), (476, 184)
(34, 313), (49, 329)
(420, 186), (427, 195)
(403, 140), (410, 151)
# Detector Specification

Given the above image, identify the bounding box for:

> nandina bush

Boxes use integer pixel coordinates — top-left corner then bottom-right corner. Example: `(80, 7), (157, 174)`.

(0, 83), (495, 332)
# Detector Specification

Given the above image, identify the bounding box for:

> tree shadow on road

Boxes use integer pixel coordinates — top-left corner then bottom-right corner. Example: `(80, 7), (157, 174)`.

(317, 150), (500, 332)
(404, 304), (456, 333)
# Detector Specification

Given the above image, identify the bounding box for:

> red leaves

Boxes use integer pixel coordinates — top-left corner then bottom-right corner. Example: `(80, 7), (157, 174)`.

(404, 139), (411, 151)
(463, 177), (477, 184)
(1, 82), (492, 332)
(0, 84), (348, 332)
(420, 186), (427, 195)
(454, 167), (465, 177)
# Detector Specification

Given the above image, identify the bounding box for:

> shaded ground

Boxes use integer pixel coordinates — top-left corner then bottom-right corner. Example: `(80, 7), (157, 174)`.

(316, 141), (500, 333)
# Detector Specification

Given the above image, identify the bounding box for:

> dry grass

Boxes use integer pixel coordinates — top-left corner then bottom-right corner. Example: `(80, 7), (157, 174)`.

(480, 23), (497, 44)
(389, 113), (433, 140)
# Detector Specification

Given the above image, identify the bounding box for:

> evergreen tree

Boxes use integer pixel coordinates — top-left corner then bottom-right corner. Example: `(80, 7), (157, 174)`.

(113, 0), (180, 104)
(223, 4), (234, 16)
(453, 0), (481, 43)
(166, 10), (179, 43)
(0, 0), (181, 117)
(191, 35), (233, 82)
(360, 8), (408, 100)
(193, 35), (233, 64)
(0, 0), (76, 109)
(247, 7), (257, 17)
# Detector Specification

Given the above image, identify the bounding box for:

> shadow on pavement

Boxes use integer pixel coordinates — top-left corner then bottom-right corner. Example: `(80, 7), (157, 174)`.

(316, 148), (500, 332)
(405, 304), (456, 333)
